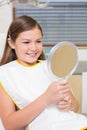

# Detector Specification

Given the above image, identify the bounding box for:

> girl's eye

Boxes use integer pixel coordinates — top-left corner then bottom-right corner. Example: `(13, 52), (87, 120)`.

(37, 40), (42, 43)
(22, 42), (30, 44)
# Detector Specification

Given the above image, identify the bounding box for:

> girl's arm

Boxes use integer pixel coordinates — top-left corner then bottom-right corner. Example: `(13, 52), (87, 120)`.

(0, 86), (48, 130)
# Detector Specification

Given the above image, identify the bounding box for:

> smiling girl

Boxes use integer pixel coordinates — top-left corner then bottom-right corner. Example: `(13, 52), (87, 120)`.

(0, 15), (87, 130)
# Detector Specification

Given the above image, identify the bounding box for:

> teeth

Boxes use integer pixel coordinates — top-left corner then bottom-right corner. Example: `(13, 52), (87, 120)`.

(30, 54), (36, 56)
(27, 53), (36, 56)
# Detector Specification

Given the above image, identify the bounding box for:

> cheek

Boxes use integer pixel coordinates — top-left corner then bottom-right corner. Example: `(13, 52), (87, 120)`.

(38, 44), (43, 51)
(17, 44), (26, 52)
(15, 46), (25, 55)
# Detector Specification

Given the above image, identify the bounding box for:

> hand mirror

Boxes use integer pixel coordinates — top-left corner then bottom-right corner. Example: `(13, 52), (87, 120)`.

(47, 41), (79, 80)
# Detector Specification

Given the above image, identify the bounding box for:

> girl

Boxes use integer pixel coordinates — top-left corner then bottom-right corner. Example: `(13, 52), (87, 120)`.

(0, 15), (87, 130)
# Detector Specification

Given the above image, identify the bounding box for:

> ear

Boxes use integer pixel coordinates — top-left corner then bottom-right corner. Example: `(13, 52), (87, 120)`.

(8, 38), (15, 49)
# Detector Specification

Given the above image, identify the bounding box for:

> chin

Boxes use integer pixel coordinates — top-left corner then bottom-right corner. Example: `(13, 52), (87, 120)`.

(29, 60), (37, 64)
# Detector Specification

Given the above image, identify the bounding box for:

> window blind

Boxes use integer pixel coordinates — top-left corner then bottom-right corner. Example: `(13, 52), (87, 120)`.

(15, 1), (87, 45)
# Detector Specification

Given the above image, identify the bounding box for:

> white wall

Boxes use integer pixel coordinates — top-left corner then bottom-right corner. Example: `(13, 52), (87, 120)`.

(0, 3), (13, 60)
(0, 33), (7, 59)
(78, 49), (87, 61)
(0, 3), (13, 33)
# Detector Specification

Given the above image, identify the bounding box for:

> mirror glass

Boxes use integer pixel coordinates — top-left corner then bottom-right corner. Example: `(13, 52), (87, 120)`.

(47, 41), (79, 80)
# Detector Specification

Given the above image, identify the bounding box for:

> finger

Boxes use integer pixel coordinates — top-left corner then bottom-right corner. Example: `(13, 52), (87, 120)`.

(57, 103), (71, 111)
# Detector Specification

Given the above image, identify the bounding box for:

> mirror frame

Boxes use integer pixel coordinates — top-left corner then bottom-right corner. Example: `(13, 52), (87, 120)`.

(47, 41), (79, 80)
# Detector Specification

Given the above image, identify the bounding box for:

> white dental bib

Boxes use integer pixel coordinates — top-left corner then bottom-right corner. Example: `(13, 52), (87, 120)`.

(0, 60), (87, 130)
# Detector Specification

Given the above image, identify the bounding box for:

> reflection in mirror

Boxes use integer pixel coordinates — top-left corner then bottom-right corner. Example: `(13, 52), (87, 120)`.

(47, 41), (79, 79)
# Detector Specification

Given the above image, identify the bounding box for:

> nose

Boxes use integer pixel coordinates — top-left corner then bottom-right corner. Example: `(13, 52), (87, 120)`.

(30, 43), (37, 51)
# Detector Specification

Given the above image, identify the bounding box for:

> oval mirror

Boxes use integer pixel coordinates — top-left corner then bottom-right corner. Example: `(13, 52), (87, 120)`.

(47, 41), (79, 80)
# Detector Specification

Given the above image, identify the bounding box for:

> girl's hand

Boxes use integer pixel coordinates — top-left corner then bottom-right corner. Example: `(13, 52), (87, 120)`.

(56, 95), (72, 111)
(56, 89), (79, 112)
(43, 80), (70, 106)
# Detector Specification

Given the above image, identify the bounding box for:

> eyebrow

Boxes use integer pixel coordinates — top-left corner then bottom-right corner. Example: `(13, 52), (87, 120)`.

(21, 38), (43, 41)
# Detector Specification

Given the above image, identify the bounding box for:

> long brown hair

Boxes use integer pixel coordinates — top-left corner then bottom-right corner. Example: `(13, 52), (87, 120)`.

(0, 15), (45, 66)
